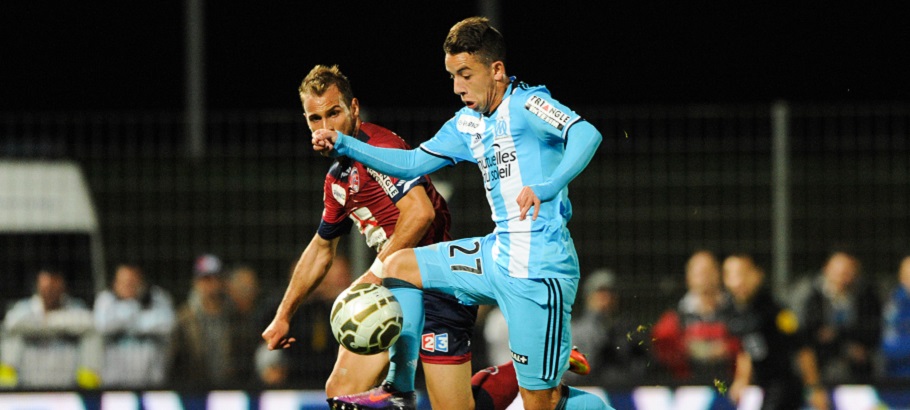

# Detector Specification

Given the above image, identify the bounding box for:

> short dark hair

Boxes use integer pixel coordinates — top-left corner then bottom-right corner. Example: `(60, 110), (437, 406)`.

(443, 16), (506, 66)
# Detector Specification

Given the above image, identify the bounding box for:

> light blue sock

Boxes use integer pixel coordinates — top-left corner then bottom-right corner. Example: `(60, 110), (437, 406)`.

(382, 279), (424, 393)
(558, 385), (612, 410)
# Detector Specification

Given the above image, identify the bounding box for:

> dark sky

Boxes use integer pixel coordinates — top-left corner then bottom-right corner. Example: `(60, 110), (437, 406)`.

(2, 1), (907, 112)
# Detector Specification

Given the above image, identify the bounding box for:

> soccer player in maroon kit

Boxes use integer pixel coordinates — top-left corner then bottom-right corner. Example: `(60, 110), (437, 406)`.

(262, 64), (558, 410)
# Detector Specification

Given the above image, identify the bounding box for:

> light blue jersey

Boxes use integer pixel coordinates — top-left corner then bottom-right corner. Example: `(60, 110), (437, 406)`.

(420, 80), (583, 279)
(330, 77), (604, 397)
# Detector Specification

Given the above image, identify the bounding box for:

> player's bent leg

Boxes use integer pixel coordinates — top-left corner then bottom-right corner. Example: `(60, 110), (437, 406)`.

(328, 279), (424, 409)
(324, 346), (389, 398)
(423, 362), (474, 410)
(383, 249), (424, 288)
(420, 289), (480, 409)
(328, 246), (441, 409)
(380, 278), (424, 393)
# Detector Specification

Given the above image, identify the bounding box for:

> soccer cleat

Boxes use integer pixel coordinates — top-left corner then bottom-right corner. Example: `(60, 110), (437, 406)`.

(568, 346), (591, 376)
(327, 381), (416, 410)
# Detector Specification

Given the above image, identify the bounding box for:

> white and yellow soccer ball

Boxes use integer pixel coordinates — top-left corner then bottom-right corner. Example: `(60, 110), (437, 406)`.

(330, 283), (403, 355)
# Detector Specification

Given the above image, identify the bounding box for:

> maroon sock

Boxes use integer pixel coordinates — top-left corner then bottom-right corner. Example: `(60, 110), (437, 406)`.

(471, 361), (519, 410)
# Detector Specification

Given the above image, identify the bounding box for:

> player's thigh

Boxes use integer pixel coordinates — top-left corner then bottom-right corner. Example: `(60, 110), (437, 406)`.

(498, 276), (578, 390)
(383, 248), (423, 286)
(420, 290), (478, 362)
(422, 362), (475, 410)
(325, 346), (389, 397)
(413, 235), (498, 305)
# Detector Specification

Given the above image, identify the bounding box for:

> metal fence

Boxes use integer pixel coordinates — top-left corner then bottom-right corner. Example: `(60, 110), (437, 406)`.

(1, 102), (908, 387)
(3, 103), (909, 314)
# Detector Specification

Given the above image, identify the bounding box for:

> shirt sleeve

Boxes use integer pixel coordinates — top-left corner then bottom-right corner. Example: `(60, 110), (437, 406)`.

(418, 116), (476, 164)
(363, 139), (431, 204)
(528, 120), (602, 201)
(333, 134), (452, 180)
(514, 87), (603, 201)
(317, 178), (353, 240)
(518, 88), (583, 145)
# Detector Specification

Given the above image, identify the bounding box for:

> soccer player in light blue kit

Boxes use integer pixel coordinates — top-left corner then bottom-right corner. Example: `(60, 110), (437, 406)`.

(315, 17), (610, 410)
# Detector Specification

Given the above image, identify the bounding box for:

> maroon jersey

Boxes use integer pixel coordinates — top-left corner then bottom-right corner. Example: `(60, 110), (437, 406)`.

(317, 122), (452, 250)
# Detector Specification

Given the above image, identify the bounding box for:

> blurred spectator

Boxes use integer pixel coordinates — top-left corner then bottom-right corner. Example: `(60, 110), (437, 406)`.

(93, 263), (175, 388)
(169, 254), (237, 387)
(226, 264), (266, 386)
(565, 268), (648, 386)
(722, 254), (828, 410)
(796, 251), (881, 383)
(652, 250), (738, 383)
(255, 342), (291, 387)
(0, 268), (100, 389)
(881, 256), (910, 379)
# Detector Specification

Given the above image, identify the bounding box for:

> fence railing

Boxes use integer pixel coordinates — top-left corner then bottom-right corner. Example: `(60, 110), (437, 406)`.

(1, 101), (908, 388)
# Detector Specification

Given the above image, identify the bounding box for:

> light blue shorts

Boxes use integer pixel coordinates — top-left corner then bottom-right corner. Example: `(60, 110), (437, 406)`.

(413, 233), (578, 390)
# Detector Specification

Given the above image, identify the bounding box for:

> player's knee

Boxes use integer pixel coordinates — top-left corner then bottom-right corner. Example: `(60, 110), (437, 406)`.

(384, 249), (422, 287)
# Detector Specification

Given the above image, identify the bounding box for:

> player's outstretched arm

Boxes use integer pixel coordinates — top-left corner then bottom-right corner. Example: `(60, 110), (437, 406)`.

(262, 233), (340, 350)
(312, 129), (450, 180)
(529, 121), (603, 202)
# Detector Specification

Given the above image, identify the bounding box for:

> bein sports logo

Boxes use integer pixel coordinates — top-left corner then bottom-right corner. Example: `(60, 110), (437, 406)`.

(421, 333), (449, 353)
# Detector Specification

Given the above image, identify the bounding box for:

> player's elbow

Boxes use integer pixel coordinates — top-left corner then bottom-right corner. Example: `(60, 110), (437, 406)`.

(568, 121), (602, 150)
(586, 125), (603, 149)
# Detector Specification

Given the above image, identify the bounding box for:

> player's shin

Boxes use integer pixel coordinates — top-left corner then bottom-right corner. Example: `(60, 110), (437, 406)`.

(382, 278), (425, 393)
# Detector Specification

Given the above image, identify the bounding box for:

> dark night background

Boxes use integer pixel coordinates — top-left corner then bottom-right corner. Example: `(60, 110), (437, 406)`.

(2, 1), (910, 395)
(2, 1), (908, 112)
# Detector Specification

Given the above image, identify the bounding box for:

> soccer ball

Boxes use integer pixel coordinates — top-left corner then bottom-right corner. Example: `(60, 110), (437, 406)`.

(330, 283), (403, 355)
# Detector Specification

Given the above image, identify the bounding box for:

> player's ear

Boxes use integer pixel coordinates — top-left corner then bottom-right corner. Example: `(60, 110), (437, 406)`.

(491, 61), (505, 81)
(350, 97), (360, 118)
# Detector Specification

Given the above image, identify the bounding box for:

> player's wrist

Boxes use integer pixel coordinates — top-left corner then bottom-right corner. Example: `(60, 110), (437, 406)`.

(327, 132), (347, 157)
(369, 257), (384, 278)
(530, 182), (554, 201)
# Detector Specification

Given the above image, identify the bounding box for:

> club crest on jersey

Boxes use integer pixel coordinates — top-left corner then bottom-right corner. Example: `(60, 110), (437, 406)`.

(331, 183), (346, 206)
(524, 95), (569, 130)
(349, 168), (360, 193)
(456, 114), (483, 134)
(494, 118), (509, 140)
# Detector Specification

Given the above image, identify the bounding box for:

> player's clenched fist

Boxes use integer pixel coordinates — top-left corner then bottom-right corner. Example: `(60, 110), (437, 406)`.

(262, 318), (296, 350)
(312, 129), (338, 156)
